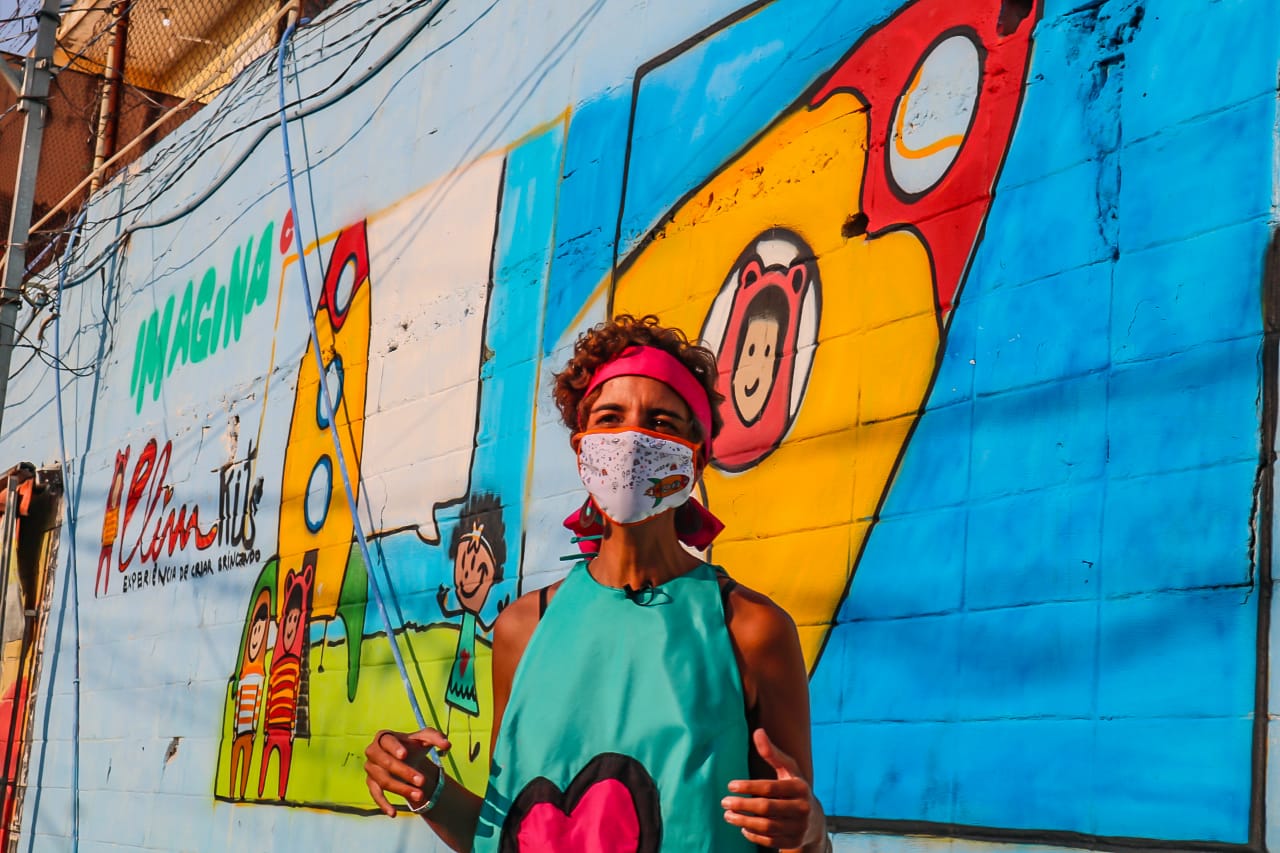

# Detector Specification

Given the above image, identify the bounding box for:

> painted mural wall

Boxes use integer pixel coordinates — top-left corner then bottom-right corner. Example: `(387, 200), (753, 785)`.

(0, 0), (1276, 850)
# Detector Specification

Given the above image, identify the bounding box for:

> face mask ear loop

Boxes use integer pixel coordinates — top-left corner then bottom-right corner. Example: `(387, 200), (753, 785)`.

(560, 533), (604, 562)
(561, 535), (602, 561)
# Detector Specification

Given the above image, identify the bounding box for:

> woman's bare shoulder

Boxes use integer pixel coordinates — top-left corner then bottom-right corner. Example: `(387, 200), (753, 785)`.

(718, 575), (800, 660)
(492, 580), (564, 652)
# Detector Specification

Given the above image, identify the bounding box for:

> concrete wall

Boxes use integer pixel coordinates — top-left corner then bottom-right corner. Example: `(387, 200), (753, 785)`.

(1, 0), (1277, 850)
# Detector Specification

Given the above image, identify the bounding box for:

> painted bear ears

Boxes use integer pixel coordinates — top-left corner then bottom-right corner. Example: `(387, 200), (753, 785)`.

(283, 563), (315, 595)
(739, 256), (808, 294)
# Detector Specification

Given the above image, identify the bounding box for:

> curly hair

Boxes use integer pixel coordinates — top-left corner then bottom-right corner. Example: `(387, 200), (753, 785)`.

(552, 314), (724, 444)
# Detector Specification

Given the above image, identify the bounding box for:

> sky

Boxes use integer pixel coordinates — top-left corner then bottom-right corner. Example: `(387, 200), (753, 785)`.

(0, 1), (41, 57)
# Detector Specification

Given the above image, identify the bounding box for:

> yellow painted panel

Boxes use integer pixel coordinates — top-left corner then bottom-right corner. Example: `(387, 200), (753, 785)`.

(614, 92), (870, 327)
(611, 90), (944, 663)
(856, 316), (942, 425)
(851, 415), (919, 523)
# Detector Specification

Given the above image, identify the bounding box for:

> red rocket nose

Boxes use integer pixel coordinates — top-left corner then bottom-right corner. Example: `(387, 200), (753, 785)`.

(812, 0), (1041, 312)
(318, 220), (371, 329)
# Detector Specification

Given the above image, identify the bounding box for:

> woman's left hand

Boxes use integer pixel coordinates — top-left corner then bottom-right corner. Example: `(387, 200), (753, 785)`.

(722, 728), (826, 850)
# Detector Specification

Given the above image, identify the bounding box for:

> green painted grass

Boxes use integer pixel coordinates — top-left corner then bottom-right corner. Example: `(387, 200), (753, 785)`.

(213, 622), (494, 811)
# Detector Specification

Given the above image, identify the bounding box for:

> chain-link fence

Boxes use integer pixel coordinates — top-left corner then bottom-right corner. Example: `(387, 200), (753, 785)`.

(1, 0), (338, 280)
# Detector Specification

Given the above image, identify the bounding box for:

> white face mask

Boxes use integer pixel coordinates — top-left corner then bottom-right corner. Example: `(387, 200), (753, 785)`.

(576, 428), (699, 525)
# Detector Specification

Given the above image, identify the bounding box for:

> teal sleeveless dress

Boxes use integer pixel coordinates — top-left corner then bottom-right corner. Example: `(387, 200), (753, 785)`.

(474, 561), (757, 852)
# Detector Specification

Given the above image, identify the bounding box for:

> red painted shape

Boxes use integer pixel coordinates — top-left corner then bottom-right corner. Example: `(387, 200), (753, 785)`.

(0, 676), (28, 850)
(117, 438), (218, 575)
(811, 0), (1040, 312)
(318, 220), (371, 331)
(280, 208), (295, 254)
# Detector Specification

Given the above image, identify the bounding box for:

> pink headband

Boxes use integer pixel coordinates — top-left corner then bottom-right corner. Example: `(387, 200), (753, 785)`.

(584, 346), (713, 456)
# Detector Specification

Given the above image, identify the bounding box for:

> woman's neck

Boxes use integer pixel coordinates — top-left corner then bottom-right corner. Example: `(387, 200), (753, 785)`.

(588, 512), (701, 589)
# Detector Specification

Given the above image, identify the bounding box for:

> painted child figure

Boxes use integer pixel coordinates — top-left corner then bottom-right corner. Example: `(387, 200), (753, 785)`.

(258, 562), (313, 800)
(436, 493), (507, 762)
(229, 589), (271, 799)
(95, 449), (129, 596)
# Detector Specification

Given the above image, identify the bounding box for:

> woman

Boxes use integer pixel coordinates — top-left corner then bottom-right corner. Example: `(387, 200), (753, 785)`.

(365, 315), (829, 851)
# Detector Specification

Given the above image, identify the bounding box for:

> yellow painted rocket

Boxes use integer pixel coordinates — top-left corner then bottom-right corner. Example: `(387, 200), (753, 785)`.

(277, 220), (373, 695)
(612, 0), (1039, 668)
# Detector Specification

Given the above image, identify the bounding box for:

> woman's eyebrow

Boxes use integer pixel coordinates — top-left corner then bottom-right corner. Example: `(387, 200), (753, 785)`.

(649, 406), (688, 421)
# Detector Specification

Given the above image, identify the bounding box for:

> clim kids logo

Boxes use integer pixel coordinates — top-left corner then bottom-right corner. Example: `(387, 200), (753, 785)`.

(95, 435), (265, 597)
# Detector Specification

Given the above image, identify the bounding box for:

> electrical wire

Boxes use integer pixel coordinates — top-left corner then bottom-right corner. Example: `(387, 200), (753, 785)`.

(1, 318), (95, 377)
(25, 0), (463, 356)
(49, 9), (128, 78)
(4, 341), (93, 376)
(6, 313), (55, 378)
(51, 0), (463, 288)
(20, 223), (61, 275)
(31, 0), (469, 326)
(51, 208), (86, 853)
(36, 0), (402, 265)
(276, 17), (433, 737)
(88, 2), (404, 225)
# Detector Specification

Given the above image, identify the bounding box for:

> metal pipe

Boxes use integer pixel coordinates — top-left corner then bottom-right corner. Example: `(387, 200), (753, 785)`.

(0, 0), (62, 443)
(0, 475), (16, 649)
(89, 1), (131, 195)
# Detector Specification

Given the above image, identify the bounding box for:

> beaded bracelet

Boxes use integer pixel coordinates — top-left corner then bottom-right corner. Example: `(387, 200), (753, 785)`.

(408, 763), (447, 814)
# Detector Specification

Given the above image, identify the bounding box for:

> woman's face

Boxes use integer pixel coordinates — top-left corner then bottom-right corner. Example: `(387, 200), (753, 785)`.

(582, 375), (698, 448)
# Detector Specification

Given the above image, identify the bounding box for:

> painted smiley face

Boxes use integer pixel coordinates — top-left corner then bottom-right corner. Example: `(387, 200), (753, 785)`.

(455, 534), (497, 611)
(282, 607), (302, 650)
(703, 241), (817, 473)
(733, 311), (783, 424)
(247, 606), (270, 662)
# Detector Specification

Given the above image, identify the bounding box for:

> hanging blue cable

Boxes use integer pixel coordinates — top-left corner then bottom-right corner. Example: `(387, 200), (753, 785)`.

(52, 208), (86, 852)
(276, 18), (431, 735)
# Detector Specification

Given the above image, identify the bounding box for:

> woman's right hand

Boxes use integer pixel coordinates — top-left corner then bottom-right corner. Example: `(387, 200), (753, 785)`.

(364, 728), (451, 817)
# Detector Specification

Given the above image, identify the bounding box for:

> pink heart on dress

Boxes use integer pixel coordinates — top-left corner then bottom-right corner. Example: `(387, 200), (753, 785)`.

(500, 753), (662, 853)
(517, 778), (640, 852)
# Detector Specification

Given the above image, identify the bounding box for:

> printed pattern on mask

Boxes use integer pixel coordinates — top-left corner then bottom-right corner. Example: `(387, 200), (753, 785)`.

(577, 430), (697, 525)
